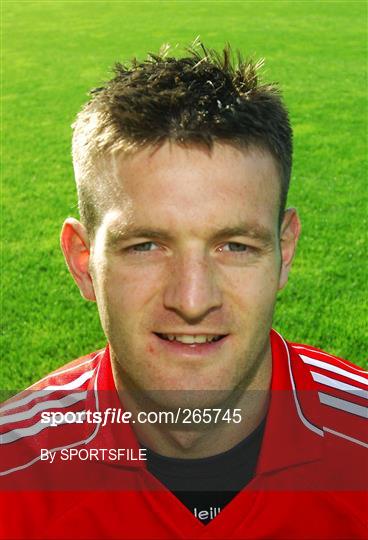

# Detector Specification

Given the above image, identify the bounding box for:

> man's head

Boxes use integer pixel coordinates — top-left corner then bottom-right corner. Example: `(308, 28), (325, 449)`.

(62, 43), (300, 411)
(72, 42), (292, 235)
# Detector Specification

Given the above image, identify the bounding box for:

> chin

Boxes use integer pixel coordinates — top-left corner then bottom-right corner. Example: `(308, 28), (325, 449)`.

(142, 387), (237, 412)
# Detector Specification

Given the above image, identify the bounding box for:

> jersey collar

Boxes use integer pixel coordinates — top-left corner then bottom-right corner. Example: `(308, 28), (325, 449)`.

(84, 346), (144, 469)
(255, 330), (323, 477)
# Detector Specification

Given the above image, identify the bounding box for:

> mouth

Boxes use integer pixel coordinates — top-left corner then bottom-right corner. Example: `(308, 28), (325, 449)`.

(154, 333), (227, 345)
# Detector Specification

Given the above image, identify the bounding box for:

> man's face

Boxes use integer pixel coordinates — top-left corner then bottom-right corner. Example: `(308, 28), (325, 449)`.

(80, 143), (295, 407)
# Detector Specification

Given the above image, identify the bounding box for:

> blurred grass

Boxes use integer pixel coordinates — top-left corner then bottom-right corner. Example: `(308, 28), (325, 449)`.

(2, 0), (367, 390)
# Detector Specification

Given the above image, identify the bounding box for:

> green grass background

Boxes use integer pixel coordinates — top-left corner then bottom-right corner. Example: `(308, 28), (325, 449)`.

(2, 0), (367, 391)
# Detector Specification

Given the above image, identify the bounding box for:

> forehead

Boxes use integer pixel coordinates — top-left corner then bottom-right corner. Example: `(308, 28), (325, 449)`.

(94, 142), (281, 236)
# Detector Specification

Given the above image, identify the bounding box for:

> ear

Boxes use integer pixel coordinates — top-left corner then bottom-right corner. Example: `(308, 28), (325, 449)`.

(60, 218), (96, 301)
(278, 208), (301, 290)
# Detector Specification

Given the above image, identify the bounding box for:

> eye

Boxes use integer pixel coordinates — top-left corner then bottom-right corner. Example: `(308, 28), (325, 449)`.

(219, 242), (249, 253)
(130, 241), (159, 252)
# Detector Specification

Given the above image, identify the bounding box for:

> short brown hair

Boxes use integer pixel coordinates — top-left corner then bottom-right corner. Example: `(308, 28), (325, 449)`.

(72, 41), (292, 232)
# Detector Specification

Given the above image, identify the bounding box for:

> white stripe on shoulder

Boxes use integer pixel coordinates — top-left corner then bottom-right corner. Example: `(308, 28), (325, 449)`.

(274, 331), (324, 437)
(318, 392), (368, 419)
(0, 360), (102, 476)
(300, 355), (368, 386)
(311, 371), (368, 399)
(0, 391), (87, 429)
(25, 350), (105, 391)
(294, 346), (366, 374)
(1, 412), (71, 444)
(0, 369), (95, 414)
(283, 338), (367, 447)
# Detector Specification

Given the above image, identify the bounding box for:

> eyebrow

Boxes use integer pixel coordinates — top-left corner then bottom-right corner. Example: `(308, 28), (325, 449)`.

(211, 225), (275, 245)
(105, 223), (275, 247)
(106, 227), (173, 247)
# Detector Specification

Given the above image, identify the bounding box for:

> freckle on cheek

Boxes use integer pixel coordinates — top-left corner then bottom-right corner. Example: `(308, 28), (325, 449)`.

(147, 344), (155, 354)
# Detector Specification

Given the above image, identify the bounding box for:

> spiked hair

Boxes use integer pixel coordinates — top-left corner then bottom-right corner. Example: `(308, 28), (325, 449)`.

(72, 40), (292, 232)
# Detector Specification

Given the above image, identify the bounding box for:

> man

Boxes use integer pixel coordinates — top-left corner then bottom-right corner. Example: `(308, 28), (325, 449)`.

(1, 43), (367, 539)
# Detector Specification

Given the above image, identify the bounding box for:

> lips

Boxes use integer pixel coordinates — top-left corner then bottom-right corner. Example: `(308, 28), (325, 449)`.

(155, 333), (226, 344)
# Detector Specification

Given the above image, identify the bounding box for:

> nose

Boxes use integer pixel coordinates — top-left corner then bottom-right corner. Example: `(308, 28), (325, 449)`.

(163, 252), (222, 322)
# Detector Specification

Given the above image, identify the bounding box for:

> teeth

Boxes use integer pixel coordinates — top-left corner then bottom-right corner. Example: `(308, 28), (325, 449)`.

(162, 334), (221, 344)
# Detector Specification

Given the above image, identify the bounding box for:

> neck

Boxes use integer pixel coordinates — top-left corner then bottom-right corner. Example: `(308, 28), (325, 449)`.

(111, 350), (272, 459)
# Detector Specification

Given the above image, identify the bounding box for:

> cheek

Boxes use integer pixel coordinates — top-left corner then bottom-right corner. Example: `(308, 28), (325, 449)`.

(223, 264), (280, 303)
(101, 264), (164, 322)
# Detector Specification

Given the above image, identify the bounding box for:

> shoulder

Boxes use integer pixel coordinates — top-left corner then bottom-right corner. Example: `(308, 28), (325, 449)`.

(1, 349), (104, 416)
(0, 349), (105, 477)
(287, 339), (367, 449)
(289, 341), (366, 375)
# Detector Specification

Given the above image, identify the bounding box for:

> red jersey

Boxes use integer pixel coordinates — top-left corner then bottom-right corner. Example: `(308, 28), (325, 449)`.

(1, 330), (367, 539)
